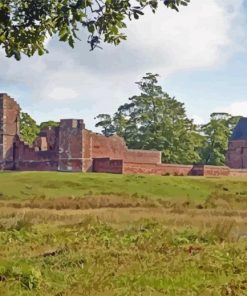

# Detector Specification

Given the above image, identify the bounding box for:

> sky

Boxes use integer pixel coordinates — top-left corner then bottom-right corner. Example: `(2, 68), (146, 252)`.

(1, 0), (247, 130)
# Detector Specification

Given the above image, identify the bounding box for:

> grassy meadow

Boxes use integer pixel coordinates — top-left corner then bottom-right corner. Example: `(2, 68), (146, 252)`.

(0, 172), (247, 295)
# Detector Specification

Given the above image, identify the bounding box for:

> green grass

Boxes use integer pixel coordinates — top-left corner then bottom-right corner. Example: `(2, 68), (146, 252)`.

(0, 172), (247, 295)
(0, 171), (247, 202)
(0, 216), (247, 296)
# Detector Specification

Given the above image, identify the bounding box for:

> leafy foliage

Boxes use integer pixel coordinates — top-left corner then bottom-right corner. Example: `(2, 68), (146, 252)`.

(20, 112), (40, 145)
(20, 112), (59, 145)
(95, 73), (202, 164)
(0, 0), (190, 60)
(95, 75), (241, 166)
(94, 114), (115, 136)
(39, 120), (59, 130)
(200, 113), (241, 165)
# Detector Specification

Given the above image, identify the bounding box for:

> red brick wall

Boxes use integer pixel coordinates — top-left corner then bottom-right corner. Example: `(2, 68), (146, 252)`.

(91, 133), (126, 159)
(86, 131), (161, 166)
(58, 119), (84, 172)
(123, 163), (234, 177)
(124, 149), (161, 164)
(0, 94), (20, 169)
(93, 158), (123, 174)
(34, 127), (59, 151)
(203, 165), (230, 176)
(229, 169), (247, 177)
(82, 129), (93, 172)
(123, 162), (193, 176)
(14, 138), (58, 171)
(226, 140), (247, 169)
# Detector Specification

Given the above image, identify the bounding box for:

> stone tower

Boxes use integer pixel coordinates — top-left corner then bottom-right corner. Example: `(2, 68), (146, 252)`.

(226, 117), (247, 169)
(58, 119), (85, 172)
(0, 94), (20, 170)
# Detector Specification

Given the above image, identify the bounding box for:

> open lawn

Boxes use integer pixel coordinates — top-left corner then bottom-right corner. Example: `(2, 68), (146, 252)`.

(0, 172), (247, 295)
(1, 171), (247, 202)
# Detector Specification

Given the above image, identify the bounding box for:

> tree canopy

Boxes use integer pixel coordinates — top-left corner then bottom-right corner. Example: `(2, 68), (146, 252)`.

(0, 0), (190, 60)
(20, 113), (59, 144)
(95, 73), (202, 164)
(95, 74), (241, 166)
(199, 113), (240, 166)
(20, 112), (40, 144)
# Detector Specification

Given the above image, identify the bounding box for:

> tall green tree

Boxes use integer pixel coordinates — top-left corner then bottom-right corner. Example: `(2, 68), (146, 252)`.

(95, 73), (201, 164)
(94, 114), (115, 136)
(20, 112), (40, 145)
(200, 113), (241, 165)
(0, 0), (190, 60)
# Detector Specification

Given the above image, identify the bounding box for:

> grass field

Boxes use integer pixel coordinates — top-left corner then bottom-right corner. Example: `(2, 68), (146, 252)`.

(0, 172), (247, 295)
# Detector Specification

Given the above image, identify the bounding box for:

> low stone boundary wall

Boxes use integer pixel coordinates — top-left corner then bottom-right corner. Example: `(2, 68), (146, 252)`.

(229, 169), (247, 177)
(123, 162), (193, 176)
(93, 158), (247, 177)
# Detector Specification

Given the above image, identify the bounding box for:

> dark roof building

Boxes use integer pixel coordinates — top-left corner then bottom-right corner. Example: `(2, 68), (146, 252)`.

(230, 118), (247, 141)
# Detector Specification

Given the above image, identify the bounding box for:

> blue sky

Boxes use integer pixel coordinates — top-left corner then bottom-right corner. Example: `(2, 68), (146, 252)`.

(164, 51), (247, 123)
(0, 0), (247, 130)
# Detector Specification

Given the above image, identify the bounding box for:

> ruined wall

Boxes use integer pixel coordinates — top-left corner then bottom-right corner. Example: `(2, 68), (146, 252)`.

(91, 133), (126, 159)
(93, 158), (123, 174)
(83, 131), (161, 167)
(82, 129), (93, 172)
(0, 96), (3, 168)
(0, 94), (20, 170)
(124, 149), (161, 164)
(34, 127), (59, 151)
(58, 119), (84, 172)
(14, 138), (58, 171)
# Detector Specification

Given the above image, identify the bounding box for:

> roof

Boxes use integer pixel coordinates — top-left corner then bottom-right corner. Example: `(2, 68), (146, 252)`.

(231, 117), (247, 140)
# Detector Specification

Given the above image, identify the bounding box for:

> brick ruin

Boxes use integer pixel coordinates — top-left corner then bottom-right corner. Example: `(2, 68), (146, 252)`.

(1, 93), (247, 177)
(226, 118), (247, 169)
(0, 93), (162, 173)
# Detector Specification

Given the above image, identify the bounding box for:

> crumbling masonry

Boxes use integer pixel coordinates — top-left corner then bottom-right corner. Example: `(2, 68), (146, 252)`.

(1, 93), (247, 177)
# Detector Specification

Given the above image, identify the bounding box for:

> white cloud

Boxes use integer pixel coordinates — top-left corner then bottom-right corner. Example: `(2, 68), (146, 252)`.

(0, 0), (246, 129)
(191, 115), (205, 125)
(217, 101), (247, 117)
(48, 87), (79, 101)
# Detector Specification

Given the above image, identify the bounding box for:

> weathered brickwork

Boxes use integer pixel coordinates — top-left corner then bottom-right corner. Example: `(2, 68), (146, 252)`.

(0, 94), (20, 170)
(226, 118), (247, 169)
(93, 158), (123, 174)
(123, 162), (193, 175)
(1, 93), (247, 177)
